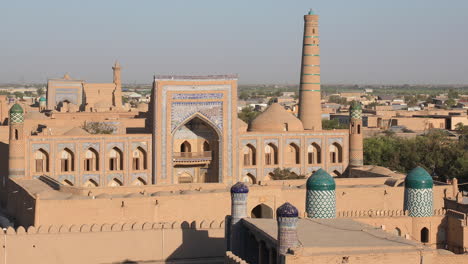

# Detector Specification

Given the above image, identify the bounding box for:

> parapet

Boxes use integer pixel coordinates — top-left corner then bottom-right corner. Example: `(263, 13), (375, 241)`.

(1, 219), (226, 236)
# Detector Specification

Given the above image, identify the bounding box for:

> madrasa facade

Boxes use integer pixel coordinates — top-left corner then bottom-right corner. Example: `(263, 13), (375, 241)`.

(7, 10), (359, 187)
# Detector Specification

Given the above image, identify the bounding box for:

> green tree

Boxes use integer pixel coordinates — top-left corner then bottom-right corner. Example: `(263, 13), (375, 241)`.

(36, 87), (45, 96)
(270, 168), (306, 180)
(238, 106), (260, 124)
(322, 119), (348, 130)
(13, 91), (24, 99)
(448, 89), (459, 99)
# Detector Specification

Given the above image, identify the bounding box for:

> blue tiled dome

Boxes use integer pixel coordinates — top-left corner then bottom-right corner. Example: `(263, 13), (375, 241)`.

(276, 202), (299, 218)
(405, 166), (433, 189)
(307, 169), (335, 191)
(230, 182), (249, 194)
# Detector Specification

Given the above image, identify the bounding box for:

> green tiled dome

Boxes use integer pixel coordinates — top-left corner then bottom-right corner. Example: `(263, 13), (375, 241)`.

(307, 169), (335, 191)
(405, 166), (433, 189)
(9, 103), (24, 114)
(350, 101), (362, 111)
(39, 96), (46, 102)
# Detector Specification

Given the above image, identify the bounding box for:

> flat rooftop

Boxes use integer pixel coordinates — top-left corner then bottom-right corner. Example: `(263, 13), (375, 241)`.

(243, 218), (426, 256)
(154, 75), (238, 80)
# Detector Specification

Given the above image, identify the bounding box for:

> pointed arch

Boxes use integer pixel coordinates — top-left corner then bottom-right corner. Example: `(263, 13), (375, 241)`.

(178, 172), (193, 184)
(242, 173), (256, 184)
(173, 112), (222, 138)
(251, 204), (273, 219)
(62, 179), (73, 186)
(394, 227), (402, 237)
(329, 142), (343, 163)
(172, 113), (222, 184)
(286, 143), (300, 165)
(180, 141), (191, 153)
(264, 143), (278, 165)
(109, 147), (123, 171)
(308, 143), (321, 164)
(421, 227), (429, 243)
(203, 141), (210, 151)
(243, 144), (256, 166)
(332, 170), (342, 177)
(60, 148), (74, 172)
(34, 148), (49, 173)
(131, 177), (146, 186)
(132, 147), (147, 171)
(83, 179), (98, 188)
(84, 148), (99, 171)
(108, 178), (123, 187)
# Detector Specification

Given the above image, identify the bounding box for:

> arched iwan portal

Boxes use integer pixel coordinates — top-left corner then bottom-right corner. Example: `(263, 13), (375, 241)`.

(172, 116), (220, 183)
(251, 204), (273, 219)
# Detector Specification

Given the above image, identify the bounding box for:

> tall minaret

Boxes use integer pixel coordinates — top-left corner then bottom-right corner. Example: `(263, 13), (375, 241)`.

(298, 9), (322, 130)
(349, 101), (363, 167)
(112, 61), (123, 108)
(8, 104), (25, 179)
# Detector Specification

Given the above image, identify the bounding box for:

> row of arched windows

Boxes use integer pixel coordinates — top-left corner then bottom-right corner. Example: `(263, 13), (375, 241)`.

(242, 142), (343, 167)
(34, 147), (147, 174)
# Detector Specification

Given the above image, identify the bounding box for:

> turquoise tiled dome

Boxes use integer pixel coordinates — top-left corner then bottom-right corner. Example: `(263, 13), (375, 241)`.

(307, 169), (335, 191)
(405, 166), (433, 189)
(308, 9), (315, 15)
(9, 103), (23, 114)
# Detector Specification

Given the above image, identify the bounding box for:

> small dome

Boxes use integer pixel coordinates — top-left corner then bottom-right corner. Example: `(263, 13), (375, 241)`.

(350, 101), (362, 111)
(307, 169), (335, 191)
(308, 9), (315, 15)
(249, 103), (303, 132)
(9, 103), (24, 114)
(39, 96), (46, 102)
(276, 202), (298, 218)
(230, 182), (249, 194)
(405, 166), (433, 189)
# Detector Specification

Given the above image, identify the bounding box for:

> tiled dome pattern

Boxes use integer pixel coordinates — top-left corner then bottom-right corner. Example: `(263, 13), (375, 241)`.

(306, 190), (336, 218)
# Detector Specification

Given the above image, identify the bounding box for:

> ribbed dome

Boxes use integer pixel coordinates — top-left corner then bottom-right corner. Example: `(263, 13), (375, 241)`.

(405, 166), (433, 189)
(230, 182), (249, 194)
(9, 103), (23, 114)
(249, 103), (303, 132)
(307, 169), (335, 191)
(276, 202), (298, 218)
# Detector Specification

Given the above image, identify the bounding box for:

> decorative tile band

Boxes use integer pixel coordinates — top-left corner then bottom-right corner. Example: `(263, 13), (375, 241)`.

(172, 93), (224, 100)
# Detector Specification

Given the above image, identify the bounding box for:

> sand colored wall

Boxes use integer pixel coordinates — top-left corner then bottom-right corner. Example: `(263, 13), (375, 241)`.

(238, 130), (349, 180)
(15, 182), (451, 227)
(0, 221), (225, 264)
(23, 133), (152, 186)
(283, 250), (436, 264)
(353, 214), (446, 248)
(446, 210), (468, 253)
(394, 117), (446, 131)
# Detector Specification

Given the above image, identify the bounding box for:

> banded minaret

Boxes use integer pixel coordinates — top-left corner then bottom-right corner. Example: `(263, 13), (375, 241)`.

(276, 202), (299, 256)
(112, 61), (123, 108)
(8, 104), (25, 179)
(229, 182), (249, 255)
(298, 9), (322, 130)
(349, 101), (364, 167)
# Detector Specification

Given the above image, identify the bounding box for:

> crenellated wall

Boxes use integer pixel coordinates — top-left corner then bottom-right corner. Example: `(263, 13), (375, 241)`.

(0, 220), (225, 264)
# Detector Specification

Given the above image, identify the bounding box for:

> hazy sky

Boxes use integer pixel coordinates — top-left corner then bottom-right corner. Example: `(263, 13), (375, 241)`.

(1, 0), (468, 84)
